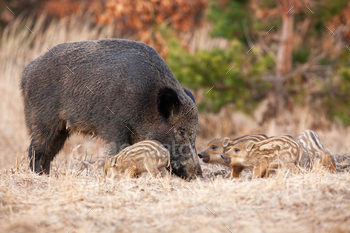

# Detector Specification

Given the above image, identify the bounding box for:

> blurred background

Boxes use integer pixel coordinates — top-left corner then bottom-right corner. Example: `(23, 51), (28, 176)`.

(0, 0), (349, 169)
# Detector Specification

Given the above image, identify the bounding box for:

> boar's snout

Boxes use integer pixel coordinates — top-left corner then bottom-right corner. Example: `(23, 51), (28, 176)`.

(202, 156), (210, 163)
(171, 146), (202, 180)
(221, 154), (231, 164)
(185, 147), (203, 180)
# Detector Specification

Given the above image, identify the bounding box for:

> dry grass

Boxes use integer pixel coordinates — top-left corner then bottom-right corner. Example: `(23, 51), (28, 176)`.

(1, 14), (350, 233)
(1, 158), (350, 233)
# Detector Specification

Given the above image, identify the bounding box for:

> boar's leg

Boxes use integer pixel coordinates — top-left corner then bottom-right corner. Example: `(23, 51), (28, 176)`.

(148, 167), (162, 178)
(252, 161), (268, 178)
(159, 167), (169, 177)
(29, 121), (69, 174)
(102, 128), (133, 157)
(103, 142), (118, 157)
(284, 163), (300, 175)
(28, 144), (41, 174)
(126, 167), (137, 178)
(230, 166), (244, 179)
(321, 154), (336, 173)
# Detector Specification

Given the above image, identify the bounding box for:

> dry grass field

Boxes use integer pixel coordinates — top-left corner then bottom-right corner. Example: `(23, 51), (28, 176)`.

(1, 159), (350, 233)
(1, 15), (350, 233)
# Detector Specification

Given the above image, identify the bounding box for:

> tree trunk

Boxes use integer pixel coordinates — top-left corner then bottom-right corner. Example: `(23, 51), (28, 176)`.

(276, 0), (294, 77)
(262, 0), (295, 122)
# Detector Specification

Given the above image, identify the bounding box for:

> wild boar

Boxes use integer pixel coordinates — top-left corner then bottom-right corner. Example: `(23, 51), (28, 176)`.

(297, 130), (336, 172)
(21, 39), (201, 179)
(222, 136), (301, 178)
(104, 140), (170, 178)
(198, 134), (268, 178)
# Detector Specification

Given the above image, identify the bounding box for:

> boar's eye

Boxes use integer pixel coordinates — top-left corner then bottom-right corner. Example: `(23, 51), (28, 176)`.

(234, 148), (240, 153)
(178, 130), (185, 136)
(210, 145), (218, 150)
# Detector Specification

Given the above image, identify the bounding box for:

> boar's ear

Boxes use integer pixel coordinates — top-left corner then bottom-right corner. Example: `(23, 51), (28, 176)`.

(158, 88), (180, 120)
(183, 88), (196, 103)
(245, 141), (255, 151)
(222, 137), (230, 147)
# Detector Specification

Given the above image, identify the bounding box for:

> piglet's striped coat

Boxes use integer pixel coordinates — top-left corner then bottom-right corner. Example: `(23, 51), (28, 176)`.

(104, 140), (170, 178)
(222, 135), (301, 178)
(297, 130), (335, 172)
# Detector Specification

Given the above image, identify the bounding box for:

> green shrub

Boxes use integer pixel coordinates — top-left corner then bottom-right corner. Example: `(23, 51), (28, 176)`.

(207, 0), (249, 41)
(326, 68), (350, 126)
(166, 38), (272, 113)
(293, 48), (311, 64)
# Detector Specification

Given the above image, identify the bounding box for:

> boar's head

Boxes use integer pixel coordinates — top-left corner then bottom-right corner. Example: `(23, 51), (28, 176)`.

(153, 87), (202, 180)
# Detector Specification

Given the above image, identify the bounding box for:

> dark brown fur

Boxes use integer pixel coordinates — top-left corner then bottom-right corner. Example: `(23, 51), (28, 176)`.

(21, 39), (201, 179)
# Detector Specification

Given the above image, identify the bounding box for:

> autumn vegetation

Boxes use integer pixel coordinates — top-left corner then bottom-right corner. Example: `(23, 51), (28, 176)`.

(0, 0), (350, 232)
(1, 0), (349, 123)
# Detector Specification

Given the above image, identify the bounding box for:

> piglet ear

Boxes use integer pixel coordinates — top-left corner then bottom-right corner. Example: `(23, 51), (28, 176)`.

(245, 141), (255, 151)
(222, 137), (230, 147)
(158, 88), (180, 121)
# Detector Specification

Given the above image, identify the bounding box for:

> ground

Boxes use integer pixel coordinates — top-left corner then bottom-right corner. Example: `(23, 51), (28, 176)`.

(1, 157), (350, 233)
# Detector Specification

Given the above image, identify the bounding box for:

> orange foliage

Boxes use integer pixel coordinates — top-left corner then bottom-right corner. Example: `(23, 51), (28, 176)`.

(328, 2), (350, 41)
(323, 2), (350, 58)
(40, 0), (207, 57)
(41, 0), (82, 18)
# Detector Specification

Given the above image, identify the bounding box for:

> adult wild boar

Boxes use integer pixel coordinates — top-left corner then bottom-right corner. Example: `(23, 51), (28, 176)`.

(21, 39), (202, 180)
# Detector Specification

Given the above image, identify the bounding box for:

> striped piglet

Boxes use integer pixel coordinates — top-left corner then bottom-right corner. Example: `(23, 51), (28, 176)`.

(104, 140), (170, 178)
(297, 130), (336, 172)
